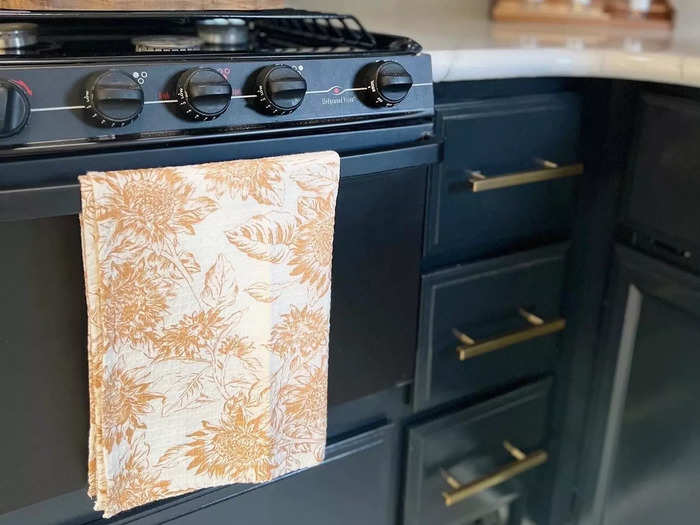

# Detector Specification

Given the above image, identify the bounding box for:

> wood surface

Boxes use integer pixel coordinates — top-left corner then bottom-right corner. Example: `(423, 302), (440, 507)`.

(491, 0), (674, 30)
(0, 0), (283, 11)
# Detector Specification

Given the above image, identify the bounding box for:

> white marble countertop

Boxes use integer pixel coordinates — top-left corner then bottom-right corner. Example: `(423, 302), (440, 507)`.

(425, 20), (700, 86)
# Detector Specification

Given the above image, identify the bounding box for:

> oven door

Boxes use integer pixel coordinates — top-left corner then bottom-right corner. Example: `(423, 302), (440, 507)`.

(0, 132), (439, 523)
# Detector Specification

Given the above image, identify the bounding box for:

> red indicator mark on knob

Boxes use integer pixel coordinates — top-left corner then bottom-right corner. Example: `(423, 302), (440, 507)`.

(11, 79), (32, 96)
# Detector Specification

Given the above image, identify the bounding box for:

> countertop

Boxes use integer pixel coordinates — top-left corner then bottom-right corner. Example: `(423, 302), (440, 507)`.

(425, 20), (700, 87)
(289, 0), (700, 87)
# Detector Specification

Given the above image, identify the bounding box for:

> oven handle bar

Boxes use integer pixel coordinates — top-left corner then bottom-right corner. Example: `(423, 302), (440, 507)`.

(0, 139), (441, 222)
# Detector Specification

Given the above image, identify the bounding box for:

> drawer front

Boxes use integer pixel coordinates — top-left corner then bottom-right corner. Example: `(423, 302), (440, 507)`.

(164, 424), (396, 525)
(1, 424), (396, 525)
(622, 93), (700, 270)
(414, 244), (567, 411)
(426, 93), (581, 268)
(404, 379), (552, 525)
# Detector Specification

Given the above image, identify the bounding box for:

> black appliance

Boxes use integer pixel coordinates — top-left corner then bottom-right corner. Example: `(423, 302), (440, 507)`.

(0, 9), (438, 525)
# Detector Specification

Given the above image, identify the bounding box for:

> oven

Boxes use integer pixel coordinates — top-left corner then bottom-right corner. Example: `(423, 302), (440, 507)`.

(0, 10), (437, 521)
(0, 127), (439, 523)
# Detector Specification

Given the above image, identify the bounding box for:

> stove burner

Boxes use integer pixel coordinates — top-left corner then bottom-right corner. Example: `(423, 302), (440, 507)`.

(132, 35), (203, 53)
(0, 23), (38, 49)
(197, 18), (249, 47)
(0, 41), (60, 56)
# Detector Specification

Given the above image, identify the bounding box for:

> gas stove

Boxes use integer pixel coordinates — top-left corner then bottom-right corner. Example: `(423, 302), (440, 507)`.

(0, 10), (433, 155)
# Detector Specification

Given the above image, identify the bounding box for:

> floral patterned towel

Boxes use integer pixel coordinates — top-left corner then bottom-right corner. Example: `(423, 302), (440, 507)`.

(79, 151), (340, 518)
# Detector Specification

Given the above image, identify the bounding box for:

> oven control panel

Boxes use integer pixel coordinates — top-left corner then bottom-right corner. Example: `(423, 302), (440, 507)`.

(0, 55), (433, 151)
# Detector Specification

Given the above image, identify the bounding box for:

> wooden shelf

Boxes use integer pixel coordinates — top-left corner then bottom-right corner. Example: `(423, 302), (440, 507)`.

(491, 0), (674, 30)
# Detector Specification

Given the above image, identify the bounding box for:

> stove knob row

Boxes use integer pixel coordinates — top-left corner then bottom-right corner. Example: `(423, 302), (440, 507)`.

(84, 70), (144, 127)
(0, 79), (31, 138)
(176, 67), (232, 121)
(357, 61), (413, 108)
(255, 65), (307, 115)
(78, 61), (409, 130)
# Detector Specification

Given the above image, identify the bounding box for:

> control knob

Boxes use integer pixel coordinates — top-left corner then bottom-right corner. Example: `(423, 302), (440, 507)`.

(176, 67), (232, 121)
(0, 79), (30, 138)
(84, 70), (144, 127)
(357, 61), (413, 107)
(255, 65), (307, 115)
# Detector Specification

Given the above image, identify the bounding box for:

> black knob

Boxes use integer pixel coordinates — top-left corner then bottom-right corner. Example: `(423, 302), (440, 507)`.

(0, 79), (30, 138)
(255, 65), (307, 115)
(84, 70), (144, 127)
(176, 67), (232, 121)
(357, 61), (413, 107)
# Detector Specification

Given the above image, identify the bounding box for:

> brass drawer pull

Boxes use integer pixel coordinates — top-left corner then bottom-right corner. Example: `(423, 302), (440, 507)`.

(452, 308), (566, 361)
(466, 161), (583, 192)
(441, 441), (549, 507)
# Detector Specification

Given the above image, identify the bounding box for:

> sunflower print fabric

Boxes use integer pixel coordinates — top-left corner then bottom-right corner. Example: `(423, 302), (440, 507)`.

(79, 151), (340, 518)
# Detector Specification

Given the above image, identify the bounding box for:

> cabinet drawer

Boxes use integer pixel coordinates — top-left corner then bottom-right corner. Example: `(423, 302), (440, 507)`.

(414, 244), (567, 411)
(164, 424), (396, 525)
(404, 379), (552, 525)
(426, 93), (581, 268)
(0, 424), (396, 525)
(622, 93), (700, 270)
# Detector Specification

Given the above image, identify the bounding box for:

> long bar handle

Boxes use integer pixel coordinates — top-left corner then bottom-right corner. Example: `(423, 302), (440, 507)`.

(441, 441), (549, 507)
(452, 308), (566, 361)
(466, 161), (583, 192)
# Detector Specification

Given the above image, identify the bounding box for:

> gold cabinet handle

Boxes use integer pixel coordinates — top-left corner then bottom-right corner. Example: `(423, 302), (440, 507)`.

(441, 441), (548, 507)
(466, 161), (583, 192)
(452, 308), (566, 361)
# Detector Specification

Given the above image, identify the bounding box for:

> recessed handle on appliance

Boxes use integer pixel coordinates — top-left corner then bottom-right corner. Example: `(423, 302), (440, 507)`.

(452, 308), (566, 361)
(465, 160), (583, 193)
(440, 441), (549, 507)
(0, 139), (442, 222)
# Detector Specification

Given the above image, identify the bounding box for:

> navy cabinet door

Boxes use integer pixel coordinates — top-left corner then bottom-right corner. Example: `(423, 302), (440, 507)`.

(579, 246), (700, 525)
(404, 380), (552, 525)
(621, 93), (700, 272)
(425, 93), (581, 269)
(414, 243), (567, 410)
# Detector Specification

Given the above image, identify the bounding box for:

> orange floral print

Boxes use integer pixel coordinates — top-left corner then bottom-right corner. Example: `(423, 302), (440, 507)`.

(280, 365), (328, 438)
(288, 194), (336, 296)
(102, 368), (162, 452)
(156, 309), (228, 360)
(99, 168), (217, 244)
(184, 406), (275, 481)
(79, 151), (339, 517)
(269, 305), (329, 358)
(219, 335), (255, 358)
(107, 445), (178, 516)
(204, 158), (285, 206)
(101, 259), (172, 347)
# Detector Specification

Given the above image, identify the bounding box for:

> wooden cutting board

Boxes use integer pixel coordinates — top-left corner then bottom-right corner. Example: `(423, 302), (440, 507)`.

(0, 0), (283, 10)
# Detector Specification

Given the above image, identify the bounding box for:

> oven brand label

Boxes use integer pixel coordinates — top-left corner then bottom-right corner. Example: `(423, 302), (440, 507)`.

(321, 95), (357, 105)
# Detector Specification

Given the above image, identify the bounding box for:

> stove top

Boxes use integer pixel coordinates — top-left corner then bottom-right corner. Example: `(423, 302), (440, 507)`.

(0, 10), (432, 155)
(0, 10), (421, 62)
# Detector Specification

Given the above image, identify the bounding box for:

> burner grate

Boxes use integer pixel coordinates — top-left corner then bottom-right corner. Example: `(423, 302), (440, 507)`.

(255, 14), (375, 50)
(0, 9), (420, 60)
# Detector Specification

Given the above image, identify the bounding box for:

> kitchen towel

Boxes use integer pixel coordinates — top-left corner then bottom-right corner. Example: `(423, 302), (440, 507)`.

(79, 151), (340, 517)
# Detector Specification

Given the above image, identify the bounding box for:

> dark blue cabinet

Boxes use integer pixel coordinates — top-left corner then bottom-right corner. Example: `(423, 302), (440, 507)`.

(404, 380), (552, 525)
(424, 93), (582, 269)
(414, 244), (567, 411)
(621, 93), (700, 273)
(578, 246), (700, 525)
